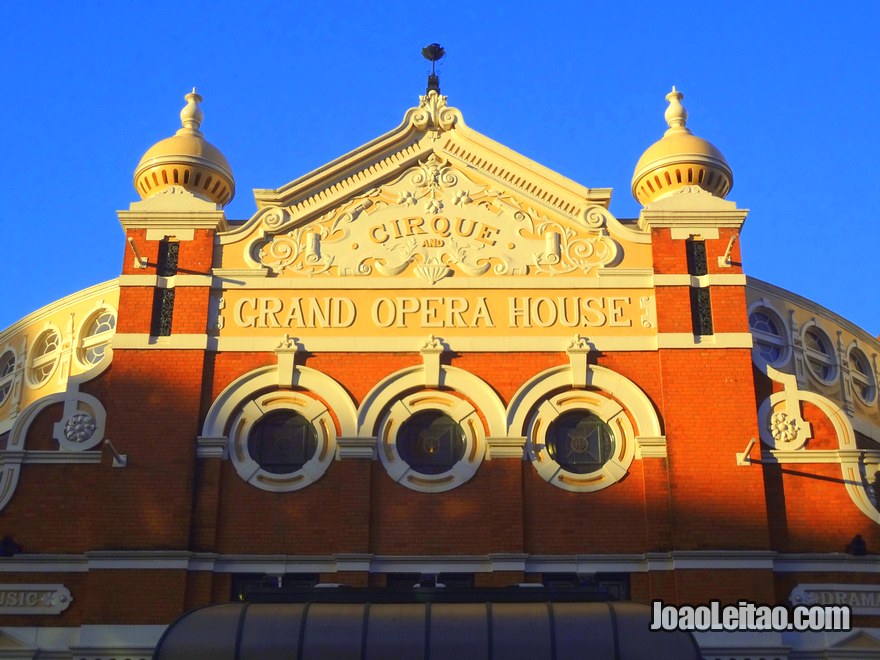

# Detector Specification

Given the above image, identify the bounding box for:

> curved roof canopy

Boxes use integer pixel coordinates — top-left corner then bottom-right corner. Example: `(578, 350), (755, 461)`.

(154, 601), (700, 659)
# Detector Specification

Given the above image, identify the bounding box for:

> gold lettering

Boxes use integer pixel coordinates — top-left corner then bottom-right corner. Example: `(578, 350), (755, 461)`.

(371, 298), (395, 328)
(369, 224), (389, 244)
(258, 297), (283, 328)
(396, 297), (419, 328)
(508, 297), (531, 328)
(283, 298), (304, 327)
(307, 298), (331, 327)
(234, 297), (257, 328)
(422, 297), (443, 328)
(609, 296), (632, 327)
(475, 224), (499, 246)
(471, 297), (495, 327)
(532, 297), (557, 327)
(558, 297), (580, 327)
(456, 217), (478, 238)
(446, 297), (469, 327)
(431, 216), (450, 237)
(334, 298), (356, 328)
(582, 298), (607, 327)
(405, 217), (427, 236)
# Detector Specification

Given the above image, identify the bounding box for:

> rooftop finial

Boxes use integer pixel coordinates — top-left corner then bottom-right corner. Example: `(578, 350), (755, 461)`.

(179, 88), (204, 133)
(664, 86), (689, 135)
(422, 43), (445, 94)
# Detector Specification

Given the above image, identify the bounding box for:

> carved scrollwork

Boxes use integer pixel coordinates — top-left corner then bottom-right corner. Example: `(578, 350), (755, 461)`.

(411, 91), (459, 132)
(261, 206), (288, 230)
(259, 227), (334, 275)
(581, 205), (610, 229)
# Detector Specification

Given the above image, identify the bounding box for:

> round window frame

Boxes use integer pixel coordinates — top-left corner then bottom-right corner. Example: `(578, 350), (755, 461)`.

(801, 323), (838, 386)
(26, 325), (62, 389)
(75, 307), (117, 369)
(377, 390), (485, 493)
(848, 345), (876, 406)
(228, 390), (336, 492)
(0, 348), (17, 408)
(527, 390), (635, 493)
(747, 303), (790, 369)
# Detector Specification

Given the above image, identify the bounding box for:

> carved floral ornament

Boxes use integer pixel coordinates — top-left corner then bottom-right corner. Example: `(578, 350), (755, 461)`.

(251, 155), (620, 284)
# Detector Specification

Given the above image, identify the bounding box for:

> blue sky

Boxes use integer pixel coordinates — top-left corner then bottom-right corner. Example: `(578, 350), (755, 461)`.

(1, 2), (878, 336)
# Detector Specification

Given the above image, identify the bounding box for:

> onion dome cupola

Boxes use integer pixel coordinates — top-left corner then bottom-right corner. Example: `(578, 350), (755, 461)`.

(631, 87), (732, 206)
(133, 89), (235, 206)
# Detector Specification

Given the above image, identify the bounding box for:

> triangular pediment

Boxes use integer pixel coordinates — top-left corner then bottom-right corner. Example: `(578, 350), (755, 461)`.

(830, 631), (880, 649)
(218, 93), (650, 283)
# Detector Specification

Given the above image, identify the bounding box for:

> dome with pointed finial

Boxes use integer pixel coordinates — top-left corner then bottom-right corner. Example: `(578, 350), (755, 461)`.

(133, 89), (235, 206)
(631, 87), (732, 206)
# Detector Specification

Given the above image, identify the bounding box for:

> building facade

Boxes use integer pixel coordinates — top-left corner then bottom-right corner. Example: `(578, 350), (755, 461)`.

(0, 85), (877, 658)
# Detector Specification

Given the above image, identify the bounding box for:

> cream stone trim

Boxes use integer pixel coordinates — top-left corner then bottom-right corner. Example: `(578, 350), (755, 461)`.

(228, 389), (336, 492)
(635, 436), (668, 459)
(756, 371), (879, 525)
(767, 448), (880, 465)
(195, 436), (228, 459)
(800, 320), (840, 387)
(508, 362), (663, 492)
(375, 390), (485, 492)
(109, 334), (759, 353)
(112, 334), (209, 350)
(145, 228), (195, 241)
(0, 381), (109, 511)
(748, 277), (880, 356)
(0, 450), (102, 464)
(72, 301), (117, 371)
(201, 364), (358, 439)
(24, 322), (62, 389)
(117, 210), (227, 232)
(653, 273), (747, 286)
(118, 274), (213, 287)
(357, 365), (506, 437)
(669, 227), (720, 240)
(656, 333), (752, 349)
(508, 364), (663, 439)
(526, 390), (635, 492)
(336, 437), (377, 460)
(0, 281), (119, 345)
(486, 436), (527, 459)
(210, 275), (659, 289)
(747, 298), (792, 373)
(8, 549), (880, 575)
(846, 340), (877, 407)
(245, 91), (613, 224)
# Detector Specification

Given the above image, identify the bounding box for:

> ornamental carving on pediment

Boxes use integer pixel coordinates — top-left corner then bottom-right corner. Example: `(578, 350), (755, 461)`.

(253, 154), (619, 282)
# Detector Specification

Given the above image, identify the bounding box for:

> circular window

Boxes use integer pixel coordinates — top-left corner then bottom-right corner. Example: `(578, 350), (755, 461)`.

(377, 391), (485, 492)
(228, 391), (336, 492)
(78, 309), (116, 367)
(28, 328), (61, 388)
(0, 351), (15, 406)
(849, 347), (876, 405)
(748, 308), (787, 366)
(546, 411), (615, 474)
(247, 410), (318, 474)
(527, 391), (635, 493)
(803, 326), (837, 384)
(397, 411), (466, 475)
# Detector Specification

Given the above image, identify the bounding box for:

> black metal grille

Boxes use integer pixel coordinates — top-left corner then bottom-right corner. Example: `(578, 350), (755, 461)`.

(685, 239), (708, 276)
(152, 288), (175, 336)
(157, 240), (179, 277)
(690, 287), (713, 336)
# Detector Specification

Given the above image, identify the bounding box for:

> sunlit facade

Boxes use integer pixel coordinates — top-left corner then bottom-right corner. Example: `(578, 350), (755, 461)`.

(0, 85), (877, 659)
